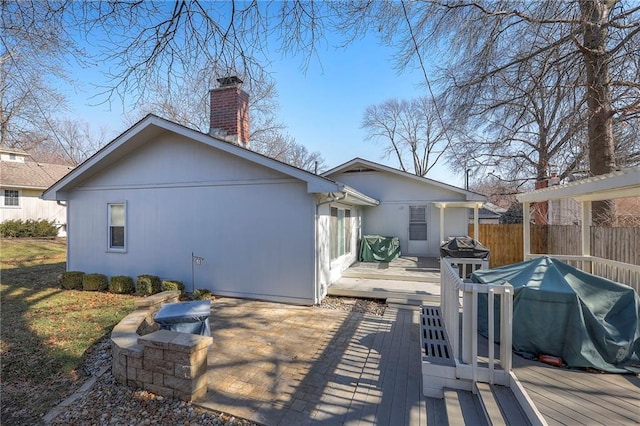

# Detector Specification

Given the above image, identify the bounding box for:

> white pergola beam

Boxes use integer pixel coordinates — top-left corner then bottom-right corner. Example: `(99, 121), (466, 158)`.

(434, 201), (484, 244)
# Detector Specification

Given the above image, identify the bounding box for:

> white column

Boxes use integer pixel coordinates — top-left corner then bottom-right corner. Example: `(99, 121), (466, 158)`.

(439, 203), (446, 246)
(473, 203), (480, 240)
(523, 202), (531, 258)
(581, 201), (592, 257)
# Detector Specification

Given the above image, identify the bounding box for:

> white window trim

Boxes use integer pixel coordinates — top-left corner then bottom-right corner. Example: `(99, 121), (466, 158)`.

(330, 206), (352, 261)
(107, 201), (127, 253)
(2, 189), (21, 208)
(409, 205), (428, 241)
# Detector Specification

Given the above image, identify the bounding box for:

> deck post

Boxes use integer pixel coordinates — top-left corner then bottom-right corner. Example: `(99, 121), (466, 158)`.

(473, 203), (480, 241)
(461, 290), (473, 364)
(581, 201), (592, 257)
(523, 202), (531, 259)
(581, 201), (593, 274)
(439, 203), (445, 246)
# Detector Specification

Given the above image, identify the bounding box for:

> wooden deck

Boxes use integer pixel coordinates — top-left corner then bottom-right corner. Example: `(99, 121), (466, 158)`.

(198, 298), (448, 425)
(512, 354), (640, 425)
(330, 258), (640, 425)
(329, 257), (442, 305)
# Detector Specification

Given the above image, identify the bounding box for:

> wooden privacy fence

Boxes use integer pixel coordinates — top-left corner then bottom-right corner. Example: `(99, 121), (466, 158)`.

(469, 224), (545, 268)
(469, 224), (640, 268)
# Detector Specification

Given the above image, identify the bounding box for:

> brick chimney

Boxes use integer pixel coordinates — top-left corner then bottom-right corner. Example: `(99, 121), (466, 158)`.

(209, 76), (249, 148)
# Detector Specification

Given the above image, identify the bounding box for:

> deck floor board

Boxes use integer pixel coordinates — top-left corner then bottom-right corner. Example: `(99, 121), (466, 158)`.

(512, 355), (640, 425)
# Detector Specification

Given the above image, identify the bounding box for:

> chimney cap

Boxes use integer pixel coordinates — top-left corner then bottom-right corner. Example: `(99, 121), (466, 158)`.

(217, 76), (243, 87)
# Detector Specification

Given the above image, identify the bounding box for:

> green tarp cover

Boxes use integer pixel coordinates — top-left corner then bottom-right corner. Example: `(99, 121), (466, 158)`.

(359, 235), (401, 262)
(471, 256), (640, 373)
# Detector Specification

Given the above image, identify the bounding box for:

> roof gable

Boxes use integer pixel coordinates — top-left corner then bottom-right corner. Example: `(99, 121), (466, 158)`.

(43, 115), (358, 200)
(324, 158), (484, 201)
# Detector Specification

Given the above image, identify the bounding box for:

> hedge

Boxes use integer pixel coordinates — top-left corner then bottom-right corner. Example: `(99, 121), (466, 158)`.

(0, 219), (58, 238)
(82, 273), (108, 291)
(136, 275), (162, 296)
(61, 271), (85, 290)
(161, 280), (185, 292)
(109, 276), (135, 294)
(192, 288), (212, 300)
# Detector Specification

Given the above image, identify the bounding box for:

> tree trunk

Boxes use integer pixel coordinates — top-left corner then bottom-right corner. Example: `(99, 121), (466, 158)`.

(580, 0), (617, 225)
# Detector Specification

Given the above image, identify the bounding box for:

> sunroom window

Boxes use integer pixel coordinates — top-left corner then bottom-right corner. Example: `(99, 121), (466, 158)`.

(330, 207), (352, 260)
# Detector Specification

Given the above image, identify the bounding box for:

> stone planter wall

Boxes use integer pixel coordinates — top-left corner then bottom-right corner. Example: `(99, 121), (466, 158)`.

(111, 291), (213, 401)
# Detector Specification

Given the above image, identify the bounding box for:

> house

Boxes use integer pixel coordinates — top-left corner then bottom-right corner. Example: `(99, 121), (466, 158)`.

(468, 203), (505, 224)
(1, 145), (73, 236)
(323, 158), (485, 257)
(43, 77), (485, 304)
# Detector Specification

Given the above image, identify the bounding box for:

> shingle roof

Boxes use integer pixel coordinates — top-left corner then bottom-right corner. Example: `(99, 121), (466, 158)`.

(0, 145), (29, 155)
(1, 160), (74, 189)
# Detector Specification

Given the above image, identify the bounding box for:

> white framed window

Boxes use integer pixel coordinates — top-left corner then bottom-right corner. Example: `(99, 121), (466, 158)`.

(108, 202), (126, 251)
(409, 206), (428, 241)
(3, 189), (20, 207)
(330, 207), (352, 260)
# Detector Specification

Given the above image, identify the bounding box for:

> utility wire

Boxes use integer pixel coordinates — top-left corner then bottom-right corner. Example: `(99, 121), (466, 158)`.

(400, 0), (455, 172)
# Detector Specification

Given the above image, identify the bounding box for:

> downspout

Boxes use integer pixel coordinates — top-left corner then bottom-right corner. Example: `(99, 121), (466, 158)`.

(314, 191), (347, 304)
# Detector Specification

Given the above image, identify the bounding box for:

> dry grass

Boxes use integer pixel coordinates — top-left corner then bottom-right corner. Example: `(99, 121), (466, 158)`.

(1, 238), (137, 425)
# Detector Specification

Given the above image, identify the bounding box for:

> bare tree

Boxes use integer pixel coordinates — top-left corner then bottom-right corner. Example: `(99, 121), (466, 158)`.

(446, 46), (590, 183)
(335, 0), (640, 223)
(0, 1), (77, 150)
(362, 97), (450, 177)
(470, 175), (521, 209)
(134, 68), (324, 172)
(73, 1), (328, 105)
(6, 1), (637, 205)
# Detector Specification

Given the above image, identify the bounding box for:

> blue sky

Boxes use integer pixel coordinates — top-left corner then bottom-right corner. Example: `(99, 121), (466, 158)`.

(63, 27), (464, 187)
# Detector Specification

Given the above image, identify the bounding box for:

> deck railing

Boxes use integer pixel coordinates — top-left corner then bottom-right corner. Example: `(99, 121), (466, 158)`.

(525, 254), (640, 295)
(440, 257), (513, 387)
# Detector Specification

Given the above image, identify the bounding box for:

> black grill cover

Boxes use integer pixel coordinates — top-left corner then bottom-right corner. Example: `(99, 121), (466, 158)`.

(440, 236), (490, 259)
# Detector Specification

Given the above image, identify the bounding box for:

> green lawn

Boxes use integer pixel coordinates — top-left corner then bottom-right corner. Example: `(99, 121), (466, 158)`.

(1, 238), (137, 425)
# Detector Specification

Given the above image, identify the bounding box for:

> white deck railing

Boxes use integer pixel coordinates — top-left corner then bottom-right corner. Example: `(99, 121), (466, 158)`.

(525, 254), (640, 295)
(440, 257), (513, 387)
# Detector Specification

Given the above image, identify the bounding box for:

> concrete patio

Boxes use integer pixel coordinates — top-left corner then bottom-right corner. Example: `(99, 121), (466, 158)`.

(196, 298), (437, 425)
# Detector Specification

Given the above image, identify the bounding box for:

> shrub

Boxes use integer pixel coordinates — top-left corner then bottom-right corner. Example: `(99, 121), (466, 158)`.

(109, 276), (135, 294)
(60, 271), (85, 290)
(161, 280), (185, 292)
(136, 275), (162, 296)
(0, 219), (59, 238)
(192, 288), (212, 300)
(82, 273), (108, 291)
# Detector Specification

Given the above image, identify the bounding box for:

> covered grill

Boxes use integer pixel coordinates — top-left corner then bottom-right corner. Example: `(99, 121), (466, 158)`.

(154, 300), (211, 336)
(439, 236), (490, 259)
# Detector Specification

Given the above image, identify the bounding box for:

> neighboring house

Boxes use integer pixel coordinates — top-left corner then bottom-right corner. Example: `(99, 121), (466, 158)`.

(323, 159), (485, 257)
(43, 77), (485, 305)
(0, 145), (73, 236)
(467, 203), (505, 224)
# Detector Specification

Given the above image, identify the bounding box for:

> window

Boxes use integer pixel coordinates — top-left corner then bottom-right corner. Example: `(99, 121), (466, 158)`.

(108, 203), (126, 250)
(3, 189), (19, 207)
(409, 206), (427, 240)
(330, 207), (352, 260)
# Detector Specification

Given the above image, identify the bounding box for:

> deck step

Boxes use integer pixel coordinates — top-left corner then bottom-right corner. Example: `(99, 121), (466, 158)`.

(387, 296), (440, 308)
(444, 388), (488, 426)
(340, 269), (440, 283)
(476, 382), (531, 426)
(327, 285), (440, 304)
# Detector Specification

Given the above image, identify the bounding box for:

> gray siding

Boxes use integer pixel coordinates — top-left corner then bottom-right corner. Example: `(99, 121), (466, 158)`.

(330, 170), (469, 257)
(67, 135), (317, 304)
